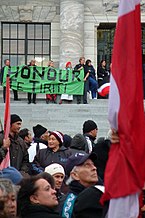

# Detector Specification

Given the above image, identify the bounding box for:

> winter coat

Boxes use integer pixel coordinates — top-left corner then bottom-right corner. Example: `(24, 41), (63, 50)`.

(28, 138), (48, 162)
(32, 146), (72, 174)
(60, 181), (86, 218)
(20, 204), (61, 218)
(72, 185), (104, 218)
(84, 133), (96, 153)
(0, 132), (29, 174)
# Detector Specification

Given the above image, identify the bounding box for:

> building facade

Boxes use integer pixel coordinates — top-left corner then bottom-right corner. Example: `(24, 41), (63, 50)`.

(0, 0), (145, 69)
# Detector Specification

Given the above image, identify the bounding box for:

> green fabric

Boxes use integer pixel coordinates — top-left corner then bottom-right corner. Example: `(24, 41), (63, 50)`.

(2, 66), (84, 95)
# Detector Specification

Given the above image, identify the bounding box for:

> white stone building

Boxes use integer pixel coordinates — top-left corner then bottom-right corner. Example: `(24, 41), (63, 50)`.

(0, 0), (145, 69)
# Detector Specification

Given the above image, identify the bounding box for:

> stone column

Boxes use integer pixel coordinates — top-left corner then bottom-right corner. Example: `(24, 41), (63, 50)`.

(59, 0), (84, 68)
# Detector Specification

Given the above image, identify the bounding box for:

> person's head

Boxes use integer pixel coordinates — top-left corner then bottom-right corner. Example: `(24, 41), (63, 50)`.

(48, 60), (54, 67)
(17, 174), (58, 216)
(4, 59), (10, 67)
(29, 59), (36, 66)
(45, 163), (65, 190)
(83, 120), (98, 138)
(33, 124), (49, 141)
(0, 179), (17, 217)
(70, 133), (88, 151)
(66, 153), (98, 187)
(18, 128), (33, 144)
(48, 131), (64, 152)
(79, 57), (85, 65)
(100, 60), (106, 67)
(66, 62), (72, 69)
(0, 167), (23, 185)
(85, 59), (92, 66)
(10, 114), (22, 135)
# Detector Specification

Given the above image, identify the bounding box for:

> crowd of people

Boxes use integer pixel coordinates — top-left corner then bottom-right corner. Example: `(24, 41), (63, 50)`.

(0, 57), (111, 104)
(0, 113), (113, 218)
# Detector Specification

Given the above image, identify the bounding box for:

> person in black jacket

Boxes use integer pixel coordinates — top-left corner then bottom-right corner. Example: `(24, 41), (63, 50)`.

(85, 59), (98, 99)
(27, 59), (37, 104)
(83, 120), (98, 153)
(72, 185), (104, 218)
(74, 57), (89, 104)
(0, 114), (29, 176)
(17, 173), (61, 218)
(97, 60), (110, 88)
(1, 59), (19, 103)
(32, 131), (72, 174)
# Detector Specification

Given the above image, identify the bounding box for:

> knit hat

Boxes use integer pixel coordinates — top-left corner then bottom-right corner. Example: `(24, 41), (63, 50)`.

(66, 62), (72, 68)
(83, 120), (98, 134)
(65, 152), (97, 176)
(45, 163), (65, 176)
(11, 114), (22, 125)
(33, 124), (47, 138)
(49, 131), (64, 145)
(70, 133), (88, 150)
(0, 167), (23, 185)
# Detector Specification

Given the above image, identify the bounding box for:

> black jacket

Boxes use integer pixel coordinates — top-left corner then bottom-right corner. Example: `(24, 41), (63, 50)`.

(0, 132), (29, 174)
(72, 186), (104, 218)
(60, 181), (86, 218)
(32, 146), (72, 174)
(20, 204), (61, 218)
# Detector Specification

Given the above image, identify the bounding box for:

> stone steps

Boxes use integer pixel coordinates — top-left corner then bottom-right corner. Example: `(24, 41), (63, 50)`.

(0, 99), (110, 138)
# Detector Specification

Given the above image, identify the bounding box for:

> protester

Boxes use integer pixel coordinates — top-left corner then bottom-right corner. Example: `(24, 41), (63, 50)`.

(59, 62), (73, 104)
(18, 128), (33, 149)
(0, 114), (29, 176)
(0, 178), (18, 218)
(97, 60), (110, 87)
(74, 57), (89, 104)
(61, 152), (98, 218)
(46, 60), (57, 104)
(85, 59), (98, 99)
(17, 173), (61, 218)
(28, 124), (49, 163)
(69, 133), (88, 155)
(32, 131), (72, 174)
(45, 163), (65, 201)
(83, 120), (98, 153)
(1, 59), (19, 103)
(27, 59), (37, 104)
(0, 166), (23, 185)
(93, 136), (110, 181)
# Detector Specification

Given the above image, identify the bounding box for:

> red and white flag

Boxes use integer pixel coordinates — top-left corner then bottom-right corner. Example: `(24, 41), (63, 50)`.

(0, 73), (11, 169)
(102, 0), (145, 209)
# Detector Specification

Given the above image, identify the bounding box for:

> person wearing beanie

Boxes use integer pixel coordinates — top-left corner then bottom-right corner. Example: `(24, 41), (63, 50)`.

(0, 114), (29, 176)
(70, 133), (88, 155)
(0, 166), (23, 185)
(45, 163), (65, 203)
(32, 131), (72, 175)
(28, 124), (50, 173)
(83, 120), (98, 153)
(59, 62), (73, 105)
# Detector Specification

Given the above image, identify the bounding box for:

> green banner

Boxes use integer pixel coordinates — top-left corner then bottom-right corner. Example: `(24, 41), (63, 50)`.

(3, 66), (84, 95)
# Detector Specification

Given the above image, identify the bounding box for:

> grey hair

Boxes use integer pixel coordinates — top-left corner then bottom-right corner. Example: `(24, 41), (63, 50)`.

(65, 166), (79, 185)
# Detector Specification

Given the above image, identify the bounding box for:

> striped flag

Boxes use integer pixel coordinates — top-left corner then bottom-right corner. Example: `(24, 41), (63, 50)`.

(101, 0), (145, 217)
(0, 72), (10, 169)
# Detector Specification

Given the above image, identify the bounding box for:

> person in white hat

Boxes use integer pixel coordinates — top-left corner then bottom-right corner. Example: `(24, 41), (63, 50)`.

(45, 163), (65, 202)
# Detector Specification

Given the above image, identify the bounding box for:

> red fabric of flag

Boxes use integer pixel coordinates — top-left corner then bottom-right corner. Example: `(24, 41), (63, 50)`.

(0, 74), (10, 170)
(102, 0), (145, 202)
